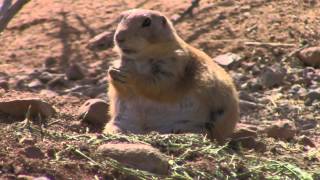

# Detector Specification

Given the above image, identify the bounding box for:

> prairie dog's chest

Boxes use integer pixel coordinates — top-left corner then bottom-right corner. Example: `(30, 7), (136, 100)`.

(115, 95), (201, 123)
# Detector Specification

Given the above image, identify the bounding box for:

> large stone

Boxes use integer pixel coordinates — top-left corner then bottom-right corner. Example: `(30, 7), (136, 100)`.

(66, 64), (85, 80)
(97, 143), (169, 175)
(259, 65), (286, 88)
(0, 98), (56, 118)
(78, 99), (108, 127)
(264, 119), (297, 141)
(298, 46), (320, 67)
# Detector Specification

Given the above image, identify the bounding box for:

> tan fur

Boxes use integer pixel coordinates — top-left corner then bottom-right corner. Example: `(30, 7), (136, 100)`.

(104, 9), (240, 143)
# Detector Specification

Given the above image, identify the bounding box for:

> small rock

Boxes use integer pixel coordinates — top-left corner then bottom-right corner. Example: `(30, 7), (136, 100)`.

(251, 65), (261, 76)
(299, 119), (318, 130)
(83, 85), (107, 98)
(239, 91), (257, 102)
(229, 137), (266, 152)
(44, 57), (57, 68)
(214, 53), (241, 67)
(40, 89), (58, 98)
(243, 78), (263, 91)
(97, 143), (169, 175)
(64, 85), (90, 94)
(87, 31), (114, 50)
(21, 146), (45, 159)
(38, 72), (56, 83)
(298, 135), (316, 147)
(240, 100), (263, 113)
(264, 119), (297, 141)
(231, 72), (247, 86)
(27, 79), (43, 89)
(305, 88), (320, 105)
(0, 99), (56, 119)
(0, 79), (9, 90)
(259, 65), (286, 88)
(66, 64), (85, 80)
(217, 0), (235, 6)
(17, 175), (35, 180)
(47, 75), (68, 88)
(0, 89), (5, 96)
(288, 84), (307, 98)
(34, 177), (51, 180)
(96, 92), (108, 101)
(298, 46), (320, 67)
(14, 75), (30, 89)
(78, 99), (108, 127)
(47, 148), (57, 159)
(232, 124), (258, 139)
(68, 120), (85, 132)
(170, 14), (180, 22)
(19, 137), (36, 145)
(301, 67), (317, 86)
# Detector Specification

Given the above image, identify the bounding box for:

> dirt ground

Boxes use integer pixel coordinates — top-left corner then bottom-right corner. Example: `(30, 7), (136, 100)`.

(0, 0), (319, 179)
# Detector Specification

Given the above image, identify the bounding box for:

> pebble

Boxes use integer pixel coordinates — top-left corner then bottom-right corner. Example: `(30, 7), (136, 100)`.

(66, 64), (85, 80)
(21, 146), (45, 159)
(259, 65), (286, 88)
(298, 46), (320, 67)
(214, 53), (241, 67)
(305, 88), (320, 105)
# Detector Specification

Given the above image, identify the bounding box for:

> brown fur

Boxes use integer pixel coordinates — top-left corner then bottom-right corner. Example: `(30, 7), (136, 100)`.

(104, 9), (240, 143)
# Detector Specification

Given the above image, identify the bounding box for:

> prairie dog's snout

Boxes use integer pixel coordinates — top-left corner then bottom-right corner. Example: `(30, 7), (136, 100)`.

(115, 30), (126, 44)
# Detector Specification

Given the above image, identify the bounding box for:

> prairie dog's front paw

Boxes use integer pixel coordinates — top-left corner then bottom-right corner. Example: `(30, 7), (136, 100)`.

(108, 67), (128, 83)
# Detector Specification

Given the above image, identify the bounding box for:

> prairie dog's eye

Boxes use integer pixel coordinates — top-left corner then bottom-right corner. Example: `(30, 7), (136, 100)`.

(142, 17), (151, 27)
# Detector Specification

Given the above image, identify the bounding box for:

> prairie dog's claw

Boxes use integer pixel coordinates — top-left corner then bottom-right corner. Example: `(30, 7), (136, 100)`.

(108, 67), (127, 83)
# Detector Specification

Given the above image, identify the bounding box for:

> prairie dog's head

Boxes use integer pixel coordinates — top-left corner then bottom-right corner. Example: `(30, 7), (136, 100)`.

(114, 9), (177, 58)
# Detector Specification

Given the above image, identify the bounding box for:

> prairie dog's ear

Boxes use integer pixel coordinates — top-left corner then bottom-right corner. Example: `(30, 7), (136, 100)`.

(161, 16), (167, 26)
(116, 10), (132, 23)
(119, 9), (138, 20)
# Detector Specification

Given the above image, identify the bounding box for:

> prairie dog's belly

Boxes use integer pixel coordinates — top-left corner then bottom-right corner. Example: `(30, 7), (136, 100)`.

(113, 95), (208, 133)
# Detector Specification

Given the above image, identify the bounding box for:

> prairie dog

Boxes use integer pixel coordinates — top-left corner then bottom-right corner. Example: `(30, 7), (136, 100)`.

(104, 9), (239, 143)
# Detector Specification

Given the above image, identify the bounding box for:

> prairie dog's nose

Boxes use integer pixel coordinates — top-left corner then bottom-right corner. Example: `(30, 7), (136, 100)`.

(115, 31), (126, 43)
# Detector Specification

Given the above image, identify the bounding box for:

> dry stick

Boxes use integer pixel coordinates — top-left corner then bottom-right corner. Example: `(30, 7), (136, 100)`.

(173, 0), (201, 24)
(244, 41), (297, 48)
(0, 0), (30, 33)
(281, 44), (309, 62)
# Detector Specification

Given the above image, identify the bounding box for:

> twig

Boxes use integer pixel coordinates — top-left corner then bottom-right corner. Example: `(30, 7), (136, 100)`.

(0, 0), (30, 33)
(281, 44), (309, 62)
(244, 41), (297, 48)
(0, 0), (12, 16)
(47, 119), (63, 126)
(173, 0), (201, 24)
